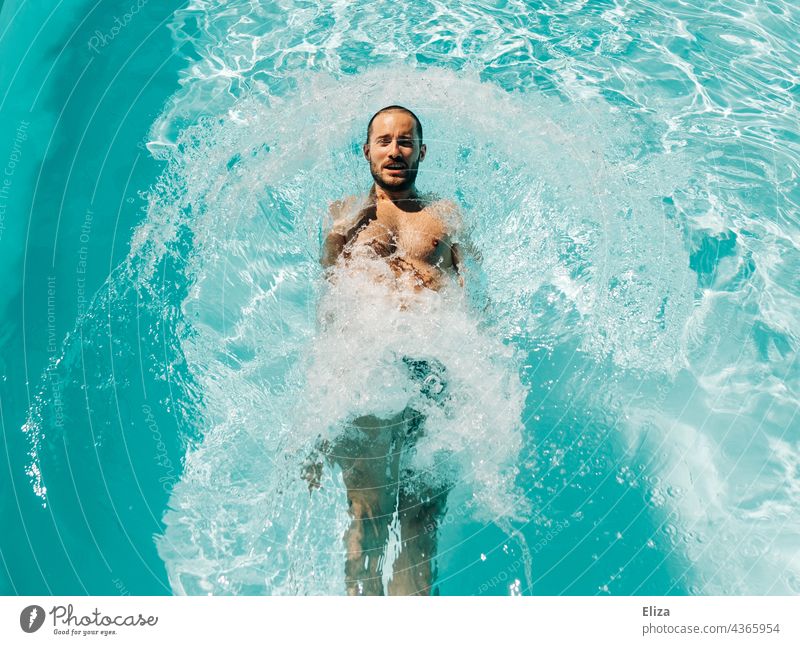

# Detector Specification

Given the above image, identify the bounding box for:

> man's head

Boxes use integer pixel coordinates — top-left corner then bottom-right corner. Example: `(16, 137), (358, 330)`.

(363, 106), (426, 195)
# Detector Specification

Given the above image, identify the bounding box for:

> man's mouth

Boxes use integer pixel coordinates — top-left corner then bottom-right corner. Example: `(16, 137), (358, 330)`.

(384, 163), (406, 171)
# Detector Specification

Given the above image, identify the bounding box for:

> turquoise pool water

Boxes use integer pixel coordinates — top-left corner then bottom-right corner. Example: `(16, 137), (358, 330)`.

(1, 0), (799, 595)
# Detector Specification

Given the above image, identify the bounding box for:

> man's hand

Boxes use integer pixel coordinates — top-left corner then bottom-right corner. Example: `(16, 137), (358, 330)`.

(321, 199), (349, 268)
(321, 197), (376, 267)
(301, 457), (324, 492)
(451, 243), (465, 287)
(300, 438), (331, 493)
(432, 199), (471, 287)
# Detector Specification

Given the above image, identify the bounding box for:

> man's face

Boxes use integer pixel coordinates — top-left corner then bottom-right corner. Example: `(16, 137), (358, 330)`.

(363, 111), (426, 194)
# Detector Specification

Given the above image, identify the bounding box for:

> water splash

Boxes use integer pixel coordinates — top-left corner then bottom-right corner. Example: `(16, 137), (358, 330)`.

(17, 0), (800, 595)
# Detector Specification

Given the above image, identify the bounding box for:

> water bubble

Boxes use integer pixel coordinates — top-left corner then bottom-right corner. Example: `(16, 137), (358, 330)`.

(786, 574), (800, 594)
(647, 488), (666, 507)
(662, 523), (678, 544)
(666, 486), (683, 499)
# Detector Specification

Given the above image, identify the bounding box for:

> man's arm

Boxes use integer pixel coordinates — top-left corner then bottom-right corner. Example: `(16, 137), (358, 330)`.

(321, 197), (356, 268)
(321, 229), (347, 268)
(451, 242), (465, 287)
(434, 199), (473, 287)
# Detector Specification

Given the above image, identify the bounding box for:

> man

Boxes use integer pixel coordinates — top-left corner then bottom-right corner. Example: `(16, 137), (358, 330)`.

(310, 106), (463, 595)
(322, 105), (461, 287)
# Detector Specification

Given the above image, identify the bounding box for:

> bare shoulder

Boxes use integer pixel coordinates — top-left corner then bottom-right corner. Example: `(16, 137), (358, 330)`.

(329, 195), (361, 221)
(328, 195), (365, 235)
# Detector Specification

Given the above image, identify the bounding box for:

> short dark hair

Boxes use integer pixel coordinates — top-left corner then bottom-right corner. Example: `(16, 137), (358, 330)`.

(365, 105), (423, 145)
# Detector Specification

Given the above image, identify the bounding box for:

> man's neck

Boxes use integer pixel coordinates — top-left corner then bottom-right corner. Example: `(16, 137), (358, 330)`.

(372, 183), (419, 205)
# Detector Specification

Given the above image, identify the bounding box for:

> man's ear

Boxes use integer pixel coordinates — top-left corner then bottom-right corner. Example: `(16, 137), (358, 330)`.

(362, 143), (370, 160)
(419, 143), (426, 162)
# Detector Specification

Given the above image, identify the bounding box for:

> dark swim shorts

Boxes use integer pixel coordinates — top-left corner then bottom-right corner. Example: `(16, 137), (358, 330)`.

(399, 357), (457, 499)
(402, 356), (449, 406)
(399, 356), (450, 443)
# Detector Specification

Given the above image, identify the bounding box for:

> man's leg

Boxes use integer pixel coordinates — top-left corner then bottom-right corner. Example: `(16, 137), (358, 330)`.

(330, 413), (405, 595)
(386, 482), (448, 596)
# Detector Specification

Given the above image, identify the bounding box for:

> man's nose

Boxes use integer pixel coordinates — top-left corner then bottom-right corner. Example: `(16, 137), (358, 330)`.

(388, 139), (402, 156)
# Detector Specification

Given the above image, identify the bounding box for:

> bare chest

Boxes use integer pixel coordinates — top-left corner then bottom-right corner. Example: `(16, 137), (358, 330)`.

(356, 203), (451, 264)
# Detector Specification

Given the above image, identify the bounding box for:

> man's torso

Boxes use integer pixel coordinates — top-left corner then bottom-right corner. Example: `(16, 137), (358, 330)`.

(334, 194), (457, 290)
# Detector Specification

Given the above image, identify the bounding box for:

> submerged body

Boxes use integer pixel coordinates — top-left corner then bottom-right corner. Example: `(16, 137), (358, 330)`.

(315, 189), (463, 595)
(322, 191), (460, 292)
(311, 107), (465, 595)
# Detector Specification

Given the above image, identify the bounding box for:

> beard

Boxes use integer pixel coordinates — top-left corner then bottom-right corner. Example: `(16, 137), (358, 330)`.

(369, 160), (420, 193)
